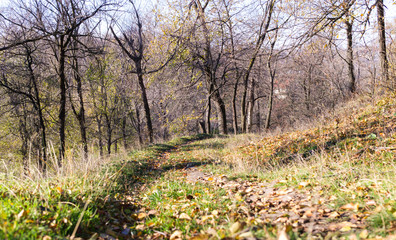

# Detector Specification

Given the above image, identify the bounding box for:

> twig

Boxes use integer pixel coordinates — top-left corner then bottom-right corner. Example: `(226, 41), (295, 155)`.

(70, 196), (91, 240)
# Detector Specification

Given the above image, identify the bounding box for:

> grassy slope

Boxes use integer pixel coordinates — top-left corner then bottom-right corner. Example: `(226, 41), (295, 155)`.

(0, 94), (395, 239)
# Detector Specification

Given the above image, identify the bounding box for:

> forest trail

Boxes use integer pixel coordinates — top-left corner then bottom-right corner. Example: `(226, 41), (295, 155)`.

(95, 133), (393, 240)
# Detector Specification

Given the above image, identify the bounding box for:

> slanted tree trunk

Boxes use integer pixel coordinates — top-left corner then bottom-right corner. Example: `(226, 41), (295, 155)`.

(136, 61), (153, 143)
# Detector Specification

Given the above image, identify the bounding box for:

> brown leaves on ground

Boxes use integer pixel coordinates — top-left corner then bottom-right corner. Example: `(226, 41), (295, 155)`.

(182, 169), (375, 239)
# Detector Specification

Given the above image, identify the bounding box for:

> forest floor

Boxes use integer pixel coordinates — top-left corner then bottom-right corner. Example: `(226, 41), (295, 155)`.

(1, 94), (396, 240)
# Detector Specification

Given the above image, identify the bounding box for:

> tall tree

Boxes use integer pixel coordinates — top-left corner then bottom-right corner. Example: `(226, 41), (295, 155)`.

(240, 0), (275, 133)
(376, 0), (390, 87)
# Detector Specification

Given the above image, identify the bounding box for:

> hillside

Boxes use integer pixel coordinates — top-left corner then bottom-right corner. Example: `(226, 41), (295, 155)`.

(0, 94), (395, 239)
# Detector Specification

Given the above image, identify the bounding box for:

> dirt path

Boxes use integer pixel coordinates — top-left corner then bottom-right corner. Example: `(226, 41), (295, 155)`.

(95, 137), (384, 240)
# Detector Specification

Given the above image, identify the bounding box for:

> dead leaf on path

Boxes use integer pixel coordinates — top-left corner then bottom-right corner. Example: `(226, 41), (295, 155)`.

(170, 230), (183, 240)
(179, 213), (192, 220)
(230, 222), (244, 235)
(135, 224), (145, 231)
(365, 200), (376, 206)
(359, 229), (369, 239)
(341, 203), (359, 211)
(328, 221), (357, 231)
(138, 212), (147, 220)
(298, 182), (309, 189)
(328, 211), (340, 218)
(207, 228), (219, 237)
(278, 230), (289, 240)
(238, 231), (254, 239)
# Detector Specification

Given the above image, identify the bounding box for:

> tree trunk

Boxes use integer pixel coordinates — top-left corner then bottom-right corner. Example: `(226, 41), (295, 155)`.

(247, 79), (255, 133)
(345, 15), (356, 93)
(106, 115), (112, 154)
(97, 115), (103, 156)
(27, 49), (48, 172)
(136, 61), (153, 143)
(212, 89), (228, 134)
(134, 102), (143, 146)
(71, 52), (88, 158)
(376, 0), (390, 88)
(256, 100), (261, 133)
(206, 93), (212, 134)
(265, 72), (275, 130)
(58, 36), (67, 163)
(122, 116), (128, 149)
(232, 79), (239, 134)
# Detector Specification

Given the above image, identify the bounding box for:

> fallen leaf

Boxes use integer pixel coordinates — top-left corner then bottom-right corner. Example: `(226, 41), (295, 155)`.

(328, 211), (340, 218)
(278, 229), (289, 240)
(212, 210), (219, 216)
(179, 213), (192, 220)
(201, 215), (213, 222)
(17, 209), (27, 219)
(341, 203), (359, 211)
(138, 212), (147, 220)
(238, 231), (254, 239)
(170, 230), (183, 240)
(359, 229), (369, 239)
(340, 226), (351, 232)
(135, 224), (145, 231)
(298, 182), (309, 188)
(366, 200), (376, 206)
(230, 222), (244, 235)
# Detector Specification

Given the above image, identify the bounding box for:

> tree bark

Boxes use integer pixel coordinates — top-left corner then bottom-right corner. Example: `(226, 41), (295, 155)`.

(106, 115), (112, 154)
(376, 0), (390, 87)
(136, 61), (153, 143)
(232, 79), (239, 134)
(122, 116), (128, 149)
(58, 35), (67, 163)
(206, 94), (211, 134)
(247, 79), (255, 133)
(212, 88), (228, 134)
(265, 69), (275, 129)
(345, 13), (356, 93)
